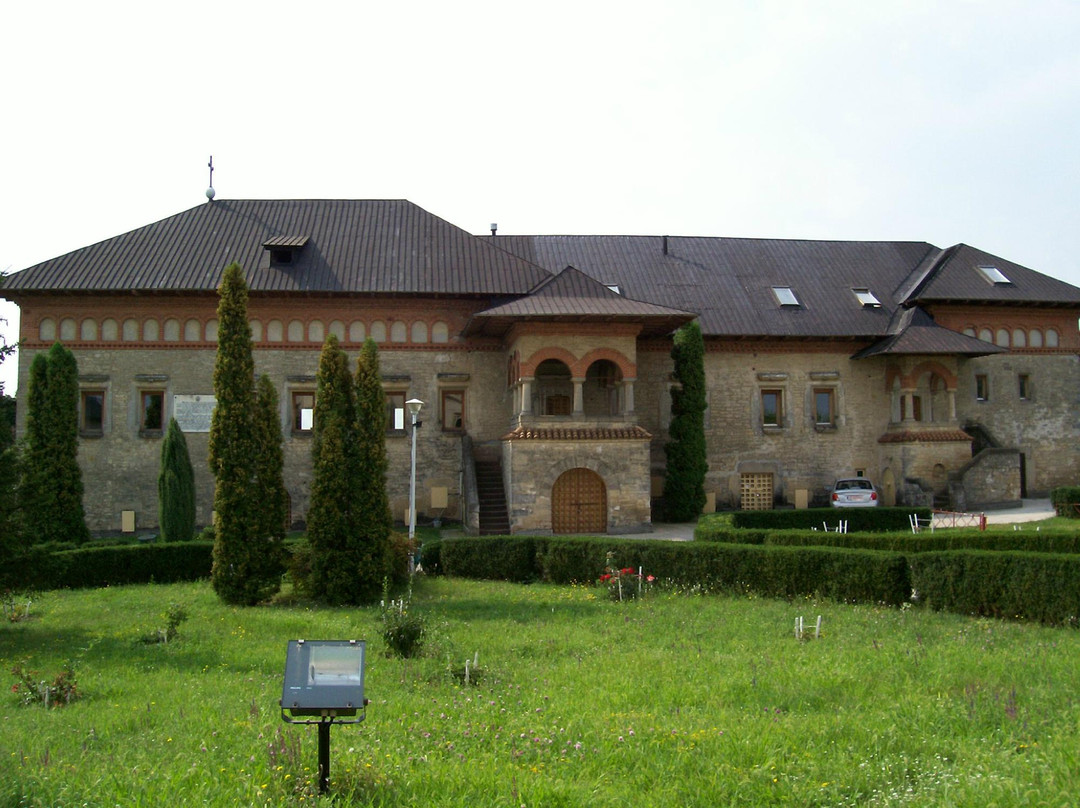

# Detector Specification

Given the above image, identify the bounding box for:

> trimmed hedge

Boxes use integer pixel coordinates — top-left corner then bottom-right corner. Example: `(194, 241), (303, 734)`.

(726, 507), (930, 533)
(3, 542), (215, 591)
(1051, 486), (1080, 518)
(429, 535), (911, 606)
(910, 551), (1080, 626)
(699, 528), (1080, 554)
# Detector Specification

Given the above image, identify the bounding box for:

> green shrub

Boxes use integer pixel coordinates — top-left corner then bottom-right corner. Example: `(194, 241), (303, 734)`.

(1051, 487), (1080, 518)
(739, 528), (1080, 554)
(4, 542), (215, 591)
(439, 536), (540, 582)
(910, 551), (1080, 625)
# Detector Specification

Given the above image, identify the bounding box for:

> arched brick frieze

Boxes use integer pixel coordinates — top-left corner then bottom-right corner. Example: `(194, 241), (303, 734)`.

(431, 321), (449, 344)
(542, 455), (617, 490)
(80, 318), (98, 341)
(60, 318), (78, 341)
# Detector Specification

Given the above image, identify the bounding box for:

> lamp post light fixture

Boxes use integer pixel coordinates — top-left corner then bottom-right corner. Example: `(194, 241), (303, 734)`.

(406, 399), (423, 546)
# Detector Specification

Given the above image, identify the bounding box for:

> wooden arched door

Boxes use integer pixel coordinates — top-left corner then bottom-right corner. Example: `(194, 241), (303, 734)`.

(552, 468), (607, 534)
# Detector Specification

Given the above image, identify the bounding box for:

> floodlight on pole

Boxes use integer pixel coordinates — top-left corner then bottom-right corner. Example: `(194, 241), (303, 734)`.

(406, 399), (423, 546)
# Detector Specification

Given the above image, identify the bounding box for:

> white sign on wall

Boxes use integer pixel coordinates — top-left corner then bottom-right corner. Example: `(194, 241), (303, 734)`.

(173, 395), (217, 433)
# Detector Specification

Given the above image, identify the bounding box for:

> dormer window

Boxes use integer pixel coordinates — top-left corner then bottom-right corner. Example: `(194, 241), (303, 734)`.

(852, 288), (881, 307)
(772, 286), (800, 307)
(263, 235), (309, 266)
(976, 265), (1013, 286)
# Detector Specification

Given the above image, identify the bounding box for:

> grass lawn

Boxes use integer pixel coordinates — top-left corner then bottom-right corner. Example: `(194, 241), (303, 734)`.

(1, 576), (1078, 806)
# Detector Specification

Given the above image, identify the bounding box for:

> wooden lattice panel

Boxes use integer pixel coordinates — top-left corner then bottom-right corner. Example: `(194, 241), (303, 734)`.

(740, 473), (774, 511)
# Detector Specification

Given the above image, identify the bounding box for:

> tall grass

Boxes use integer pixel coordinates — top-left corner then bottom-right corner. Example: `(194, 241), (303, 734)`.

(1, 577), (1078, 806)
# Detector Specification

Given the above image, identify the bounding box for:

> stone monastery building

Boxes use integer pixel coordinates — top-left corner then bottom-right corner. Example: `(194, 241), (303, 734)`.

(4, 199), (1080, 535)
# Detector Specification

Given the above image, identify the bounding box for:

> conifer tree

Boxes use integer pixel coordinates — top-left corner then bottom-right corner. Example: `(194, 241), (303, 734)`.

(208, 263), (280, 604)
(252, 374), (288, 571)
(663, 320), (709, 521)
(352, 337), (393, 600)
(158, 417), (196, 542)
(306, 335), (362, 604)
(21, 344), (89, 545)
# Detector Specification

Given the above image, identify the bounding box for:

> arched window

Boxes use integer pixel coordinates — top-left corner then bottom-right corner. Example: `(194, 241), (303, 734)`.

(164, 319), (181, 341)
(143, 319), (160, 341)
(309, 320), (325, 343)
(534, 359), (573, 415)
(1030, 329), (1043, 348)
(249, 320), (263, 342)
(81, 319), (98, 341)
(122, 318), (139, 341)
(1047, 328), (1059, 348)
(287, 320), (304, 342)
(584, 359), (623, 416)
(978, 328), (993, 343)
(60, 318), (77, 341)
(205, 319), (218, 342)
(995, 328), (1009, 347)
(184, 318), (201, 341)
(39, 318), (57, 341)
(349, 321), (366, 342)
(1012, 328), (1026, 348)
(329, 320), (346, 342)
(103, 318), (120, 341)
(370, 321), (387, 342)
(411, 322), (428, 343)
(390, 321), (407, 343)
(432, 321), (449, 343)
(267, 320), (284, 342)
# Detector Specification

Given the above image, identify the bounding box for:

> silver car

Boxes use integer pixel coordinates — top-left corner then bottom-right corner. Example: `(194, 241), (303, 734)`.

(830, 478), (879, 507)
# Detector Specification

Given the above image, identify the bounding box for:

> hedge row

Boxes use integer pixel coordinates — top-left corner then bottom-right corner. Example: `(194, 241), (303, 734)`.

(1051, 487), (1080, 518)
(2, 542), (215, 591)
(727, 507), (930, 532)
(424, 536), (912, 605)
(423, 535), (1080, 625)
(910, 551), (1080, 625)
(695, 526), (1080, 554)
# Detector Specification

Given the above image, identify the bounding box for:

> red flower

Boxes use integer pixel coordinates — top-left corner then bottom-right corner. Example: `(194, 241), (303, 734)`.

(599, 574), (612, 582)
(620, 568), (635, 575)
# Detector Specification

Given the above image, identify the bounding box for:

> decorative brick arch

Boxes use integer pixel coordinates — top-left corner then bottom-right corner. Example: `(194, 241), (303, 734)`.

(577, 348), (636, 380)
(905, 361), (956, 390)
(521, 347), (579, 379)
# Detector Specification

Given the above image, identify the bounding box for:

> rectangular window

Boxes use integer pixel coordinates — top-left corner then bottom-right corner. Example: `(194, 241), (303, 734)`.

(140, 390), (164, 433)
(386, 391), (406, 432)
(813, 388), (835, 426)
(975, 374), (989, 402)
(441, 389), (465, 431)
(1018, 374), (1030, 400)
(761, 389), (782, 427)
(81, 390), (105, 435)
(292, 392), (315, 433)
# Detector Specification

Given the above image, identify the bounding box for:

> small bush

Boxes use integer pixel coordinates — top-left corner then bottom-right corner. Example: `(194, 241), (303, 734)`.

(381, 584), (425, 658)
(1051, 487), (1080, 518)
(138, 603), (189, 644)
(10, 661), (79, 708)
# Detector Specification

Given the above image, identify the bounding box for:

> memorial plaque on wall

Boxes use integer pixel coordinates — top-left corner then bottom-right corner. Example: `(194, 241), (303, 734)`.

(173, 395), (217, 433)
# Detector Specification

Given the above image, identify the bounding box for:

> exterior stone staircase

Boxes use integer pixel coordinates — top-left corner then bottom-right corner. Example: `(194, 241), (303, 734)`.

(474, 458), (511, 535)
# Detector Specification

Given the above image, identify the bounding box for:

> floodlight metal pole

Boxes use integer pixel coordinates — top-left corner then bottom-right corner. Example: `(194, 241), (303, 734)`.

(318, 720), (331, 793)
(407, 399), (424, 545)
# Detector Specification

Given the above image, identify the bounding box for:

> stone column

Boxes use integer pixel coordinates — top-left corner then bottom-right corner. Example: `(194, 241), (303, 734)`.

(623, 379), (635, 415)
(572, 379), (584, 415)
(520, 379), (533, 415)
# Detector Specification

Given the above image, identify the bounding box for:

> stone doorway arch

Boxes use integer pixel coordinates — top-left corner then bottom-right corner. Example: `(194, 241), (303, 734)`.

(552, 468), (608, 534)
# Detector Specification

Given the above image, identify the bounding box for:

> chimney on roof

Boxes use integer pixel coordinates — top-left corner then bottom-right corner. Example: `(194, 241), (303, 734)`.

(662, 235), (668, 255)
(490, 223), (498, 237)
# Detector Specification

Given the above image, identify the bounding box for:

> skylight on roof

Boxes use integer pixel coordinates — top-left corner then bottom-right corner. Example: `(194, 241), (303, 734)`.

(852, 288), (882, 307)
(606, 284), (621, 295)
(976, 265), (1013, 285)
(772, 286), (800, 307)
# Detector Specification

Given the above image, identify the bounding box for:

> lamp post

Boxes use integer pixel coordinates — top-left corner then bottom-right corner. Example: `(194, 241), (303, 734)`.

(406, 399), (423, 546)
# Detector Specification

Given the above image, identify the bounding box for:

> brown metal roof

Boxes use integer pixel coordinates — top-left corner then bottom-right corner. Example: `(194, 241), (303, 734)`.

(464, 266), (695, 337)
(2, 199), (551, 296)
(905, 244), (1080, 306)
(491, 235), (938, 338)
(852, 307), (1006, 359)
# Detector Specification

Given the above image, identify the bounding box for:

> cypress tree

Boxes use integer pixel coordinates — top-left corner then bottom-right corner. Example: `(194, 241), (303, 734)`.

(252, 374), (288, 573)
(306, 335), (361, 604)
(663, 320), (709, 521)
(352, 337), (393, 600)
(158, 417), (196, 542)
(208, 263), (280, 604)
(21, 344), (89, 545)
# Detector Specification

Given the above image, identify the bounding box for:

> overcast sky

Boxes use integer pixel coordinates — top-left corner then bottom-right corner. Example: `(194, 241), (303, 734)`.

(3, 0), (1078, 394)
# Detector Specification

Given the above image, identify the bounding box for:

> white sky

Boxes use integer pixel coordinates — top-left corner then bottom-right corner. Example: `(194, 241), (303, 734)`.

(3, 0), (1079, 394)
